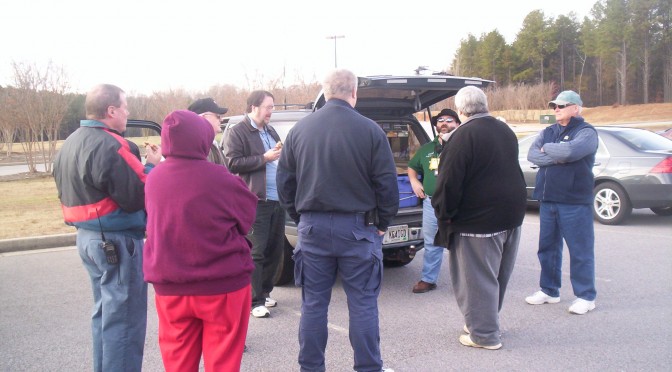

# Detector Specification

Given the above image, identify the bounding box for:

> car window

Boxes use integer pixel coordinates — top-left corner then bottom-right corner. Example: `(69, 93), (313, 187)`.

(378, 120), (424, 174)
(609, 129), (672, 151)
(596, 136), (609, 157)
(517, 134), (536, 158)
(124, 124), (161, 162)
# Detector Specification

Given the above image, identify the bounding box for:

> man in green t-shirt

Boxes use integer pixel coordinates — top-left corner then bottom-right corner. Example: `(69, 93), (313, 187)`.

(409, 108), (460, 293)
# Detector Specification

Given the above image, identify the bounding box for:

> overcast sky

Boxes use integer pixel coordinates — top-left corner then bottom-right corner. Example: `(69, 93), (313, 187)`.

(0, 0), (596, 95)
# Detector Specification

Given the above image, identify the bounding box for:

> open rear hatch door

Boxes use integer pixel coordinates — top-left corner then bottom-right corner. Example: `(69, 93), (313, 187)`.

(313, 74), (493, 117)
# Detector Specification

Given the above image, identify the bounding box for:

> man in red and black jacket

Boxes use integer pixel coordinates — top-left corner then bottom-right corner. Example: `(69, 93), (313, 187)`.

(53, 84), (161, 372)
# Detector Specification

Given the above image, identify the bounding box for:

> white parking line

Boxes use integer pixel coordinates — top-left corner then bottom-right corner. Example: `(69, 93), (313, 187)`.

(289, 309), (349, 334)
(0, 246), (75, 257)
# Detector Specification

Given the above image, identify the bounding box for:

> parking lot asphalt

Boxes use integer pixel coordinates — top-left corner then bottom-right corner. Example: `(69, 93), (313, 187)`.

(1, 209), (671, 371)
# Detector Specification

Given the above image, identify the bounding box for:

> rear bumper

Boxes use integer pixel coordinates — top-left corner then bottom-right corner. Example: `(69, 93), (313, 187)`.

(623, 174), (672, 208)
(625, 183), (672, 209)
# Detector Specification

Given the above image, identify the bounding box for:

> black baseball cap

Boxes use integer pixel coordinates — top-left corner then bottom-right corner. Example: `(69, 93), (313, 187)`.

(431, 108), (461, 125)
(188, 98), (228, 115)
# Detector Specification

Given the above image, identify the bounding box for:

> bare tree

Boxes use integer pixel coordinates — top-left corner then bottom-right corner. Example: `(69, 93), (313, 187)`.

(575, 47), (587, 95)
(206, 84), (241, 114)
(0, 88), (18, 156)
(9, 61), (72, 173)
(616, 40), (628, 105)
(128, 88), (192, 124)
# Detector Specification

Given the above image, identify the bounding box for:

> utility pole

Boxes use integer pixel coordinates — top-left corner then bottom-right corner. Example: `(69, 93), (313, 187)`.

(326, 35), (345, 68)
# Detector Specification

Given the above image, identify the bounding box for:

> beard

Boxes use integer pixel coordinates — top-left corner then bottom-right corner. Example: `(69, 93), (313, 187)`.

(438, 125), (455, 134)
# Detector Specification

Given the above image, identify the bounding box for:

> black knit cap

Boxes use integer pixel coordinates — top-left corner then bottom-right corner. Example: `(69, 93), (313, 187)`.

(431, 108), (461, 125)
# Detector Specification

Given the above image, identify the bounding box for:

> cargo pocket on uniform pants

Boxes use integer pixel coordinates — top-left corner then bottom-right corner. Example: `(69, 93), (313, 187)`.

(361, 233), (383, 292)
(295, 222), (315, 287)
(292, 248), (303, 287)
(294, 223), (313, 287)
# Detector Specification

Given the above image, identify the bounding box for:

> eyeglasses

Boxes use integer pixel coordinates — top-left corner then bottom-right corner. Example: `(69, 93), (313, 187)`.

(259, 105), (275, 111)
(436, 118), (455, 123)
(201, 113), (223, 122)
(549, 103), (575, 110)
(201, 113), (222, 120)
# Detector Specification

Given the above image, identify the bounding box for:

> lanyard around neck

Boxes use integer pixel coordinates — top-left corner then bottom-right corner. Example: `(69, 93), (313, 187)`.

(260, 129), (273, 150)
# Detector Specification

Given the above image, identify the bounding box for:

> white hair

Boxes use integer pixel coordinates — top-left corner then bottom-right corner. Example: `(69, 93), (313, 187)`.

(455, 86), (488, 117)
(322, 69), (357, 100)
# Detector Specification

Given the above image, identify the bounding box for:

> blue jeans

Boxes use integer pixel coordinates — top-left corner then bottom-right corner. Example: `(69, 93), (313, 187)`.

(293, 212), (384, 372)
(538, 202), (596, 301)
(420, 197), (444, 284)
(77, 229), (148, 372)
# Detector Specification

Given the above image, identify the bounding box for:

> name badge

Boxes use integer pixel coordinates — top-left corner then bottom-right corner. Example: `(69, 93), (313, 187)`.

(429, 157), (439, 170)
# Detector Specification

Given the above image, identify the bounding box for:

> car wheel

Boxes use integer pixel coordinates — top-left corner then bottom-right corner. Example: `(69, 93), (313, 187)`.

(273, 239), (295, 286)
(650, 206), (672, 216)
(593, 182), (632, 225)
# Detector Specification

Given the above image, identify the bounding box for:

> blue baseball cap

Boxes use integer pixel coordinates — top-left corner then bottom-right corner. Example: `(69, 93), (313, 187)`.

(549, 90), (583, 107)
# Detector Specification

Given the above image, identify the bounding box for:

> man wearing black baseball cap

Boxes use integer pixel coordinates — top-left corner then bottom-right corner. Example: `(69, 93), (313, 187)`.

(188, 98), (228, 165)
(409, 108), (460, 293)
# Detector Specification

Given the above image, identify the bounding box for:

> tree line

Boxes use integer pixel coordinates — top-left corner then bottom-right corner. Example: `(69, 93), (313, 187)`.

(0, 61), (322, 172)
(451, 0), (672, 106)
(0, 60), (557, 174)
(1, 0), (669, 173)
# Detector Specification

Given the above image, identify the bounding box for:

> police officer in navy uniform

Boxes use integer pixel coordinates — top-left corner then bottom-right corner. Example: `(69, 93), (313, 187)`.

(277, 69), (399, 372)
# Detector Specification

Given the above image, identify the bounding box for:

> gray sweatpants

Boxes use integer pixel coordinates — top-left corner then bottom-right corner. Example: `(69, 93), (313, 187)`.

(449, 227), (521, 347)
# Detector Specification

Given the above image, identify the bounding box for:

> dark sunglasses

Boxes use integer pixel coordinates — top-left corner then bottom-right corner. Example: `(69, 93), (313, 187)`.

(436, 118), (455, 123)
(549, 103), (575, 110)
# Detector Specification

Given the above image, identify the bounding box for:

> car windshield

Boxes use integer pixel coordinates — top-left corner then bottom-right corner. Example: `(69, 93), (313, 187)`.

(609, 129), (672, 151)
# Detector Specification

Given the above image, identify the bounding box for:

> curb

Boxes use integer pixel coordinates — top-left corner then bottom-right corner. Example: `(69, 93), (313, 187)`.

(0, 233), (76, 254)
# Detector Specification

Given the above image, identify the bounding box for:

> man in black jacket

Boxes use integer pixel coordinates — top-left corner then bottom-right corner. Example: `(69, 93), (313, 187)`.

(223, 90), (284, 318)
(277, 69), (398, 372)
(432, 86), (527, 350)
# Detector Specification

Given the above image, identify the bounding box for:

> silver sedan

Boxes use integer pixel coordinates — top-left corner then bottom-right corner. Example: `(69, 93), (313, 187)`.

(519, 126), (672, 225)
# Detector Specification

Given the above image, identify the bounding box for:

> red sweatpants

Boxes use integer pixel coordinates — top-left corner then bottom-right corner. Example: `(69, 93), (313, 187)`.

(155, 285), (251, 372)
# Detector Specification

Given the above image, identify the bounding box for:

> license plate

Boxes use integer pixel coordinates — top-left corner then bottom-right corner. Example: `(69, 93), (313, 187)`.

(383, 225), (408, 244)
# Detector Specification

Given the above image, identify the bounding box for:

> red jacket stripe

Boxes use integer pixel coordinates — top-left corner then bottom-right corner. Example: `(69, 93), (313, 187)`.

(61, 197), (119, 223)
(104, 129), (148, 182)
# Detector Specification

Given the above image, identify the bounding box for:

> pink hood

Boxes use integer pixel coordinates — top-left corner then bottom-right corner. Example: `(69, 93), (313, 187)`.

(161, 110), (214, 160)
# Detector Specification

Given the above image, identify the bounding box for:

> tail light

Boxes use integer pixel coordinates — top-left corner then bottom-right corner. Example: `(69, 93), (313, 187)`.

(651, 157), (672, 173)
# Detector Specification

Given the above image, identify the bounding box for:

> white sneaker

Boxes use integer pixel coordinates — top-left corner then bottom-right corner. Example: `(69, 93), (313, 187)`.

(459, 334), (502, 350)
(525, 290), (560, 305)
(568, 298), (595, 315)
(382, 368), (395, 372)
(265, 297), (277, 308)
(251, 305), (270, 318)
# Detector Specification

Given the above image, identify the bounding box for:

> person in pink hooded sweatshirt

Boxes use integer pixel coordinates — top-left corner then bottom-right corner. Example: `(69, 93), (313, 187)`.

(144, 110), (258, 372)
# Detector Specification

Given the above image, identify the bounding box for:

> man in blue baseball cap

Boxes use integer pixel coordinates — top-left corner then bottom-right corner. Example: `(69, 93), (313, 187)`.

(525, 90), (599, 315)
